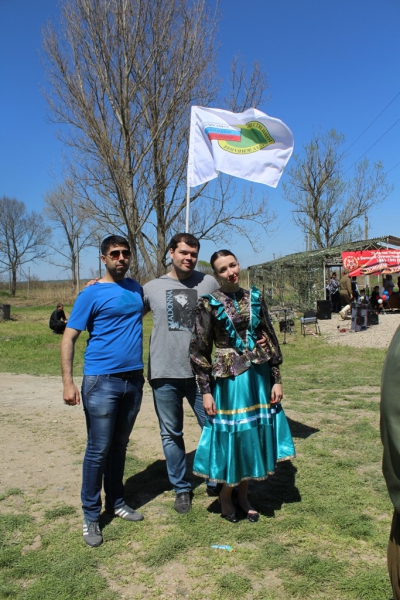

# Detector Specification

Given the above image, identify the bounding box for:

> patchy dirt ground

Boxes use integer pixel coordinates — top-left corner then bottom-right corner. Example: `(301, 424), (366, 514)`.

(0, 375), (203, 509)
(0, 311), (396, 502)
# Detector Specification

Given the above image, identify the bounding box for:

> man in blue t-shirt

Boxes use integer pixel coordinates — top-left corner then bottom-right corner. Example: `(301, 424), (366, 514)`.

(61, 235), (144, 548)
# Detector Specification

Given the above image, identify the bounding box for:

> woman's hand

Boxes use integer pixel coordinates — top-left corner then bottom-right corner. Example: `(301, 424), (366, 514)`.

(203, 393), (217, 416)
(256, 334), (268, 349)
(270, 384), (283, 404)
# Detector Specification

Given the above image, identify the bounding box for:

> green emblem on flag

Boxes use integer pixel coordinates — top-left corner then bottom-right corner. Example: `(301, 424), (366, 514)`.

(218, 121), (275, 154)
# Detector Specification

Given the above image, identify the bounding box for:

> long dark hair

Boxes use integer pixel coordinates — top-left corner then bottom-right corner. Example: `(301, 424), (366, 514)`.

(210, 249), (238, 272)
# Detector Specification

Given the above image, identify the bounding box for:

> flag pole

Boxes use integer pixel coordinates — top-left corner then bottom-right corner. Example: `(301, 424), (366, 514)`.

(185, 184), (190, 233)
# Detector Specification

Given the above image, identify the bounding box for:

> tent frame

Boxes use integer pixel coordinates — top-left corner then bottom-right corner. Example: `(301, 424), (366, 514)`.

(248, 235), (400, 311)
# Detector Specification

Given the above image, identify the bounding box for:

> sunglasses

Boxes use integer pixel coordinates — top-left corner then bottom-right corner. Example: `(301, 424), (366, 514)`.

(106, 249), (131, 260)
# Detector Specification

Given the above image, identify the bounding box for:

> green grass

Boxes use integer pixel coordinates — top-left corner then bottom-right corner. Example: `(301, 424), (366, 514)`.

(0, 312), (394, 599)
(0, 306), (153, 376)
(43, 505), (77, 520)
(0, 488), (23, 502)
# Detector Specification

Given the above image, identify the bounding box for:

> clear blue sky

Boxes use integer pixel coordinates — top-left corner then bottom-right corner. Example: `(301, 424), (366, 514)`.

(1, 0), (399, 279)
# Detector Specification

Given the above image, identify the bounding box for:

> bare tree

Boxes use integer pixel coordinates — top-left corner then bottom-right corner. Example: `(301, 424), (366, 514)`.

(0, 197), (51, 296)
(282, 129), (392, 249)
(42, 0), (271, 278)
(44, 181), (96, 293)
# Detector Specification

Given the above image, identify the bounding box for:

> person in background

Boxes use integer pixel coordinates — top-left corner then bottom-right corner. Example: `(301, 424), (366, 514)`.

(370, 285), (383, 312)
(383, 274), (395, 296)
(325, 278), (330, 301)
(339, 269), (353, 319)
(328, 272), (340, 313)
(351, 276), (360, 302)
(49, 302), (67, 334)
(359, 288), (369, 305)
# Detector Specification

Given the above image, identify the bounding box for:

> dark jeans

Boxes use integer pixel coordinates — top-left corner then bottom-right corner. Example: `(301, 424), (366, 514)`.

(81, 373), (143, 521)
(51, 321), (66, 334)
(331, 291), (340, 313)
(151, 377), (216, 494)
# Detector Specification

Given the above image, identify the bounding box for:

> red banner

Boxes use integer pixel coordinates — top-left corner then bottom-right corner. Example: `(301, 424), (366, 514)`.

(342, 249), (400, 276)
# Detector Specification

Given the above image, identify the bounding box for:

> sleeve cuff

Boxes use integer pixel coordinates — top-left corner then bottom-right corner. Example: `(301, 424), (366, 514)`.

(195, 375), (213, 395)
(271, 366), (282, 385)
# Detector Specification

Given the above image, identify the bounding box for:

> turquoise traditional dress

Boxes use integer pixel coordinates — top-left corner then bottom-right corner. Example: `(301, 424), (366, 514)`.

(190, 287), (295, 486)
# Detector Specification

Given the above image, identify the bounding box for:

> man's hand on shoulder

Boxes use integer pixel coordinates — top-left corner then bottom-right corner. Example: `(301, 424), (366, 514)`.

(85, 278), (100, 287)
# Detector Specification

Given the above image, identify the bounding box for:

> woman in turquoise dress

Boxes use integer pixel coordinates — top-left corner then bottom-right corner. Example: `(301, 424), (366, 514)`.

(190, 250), (295, 523)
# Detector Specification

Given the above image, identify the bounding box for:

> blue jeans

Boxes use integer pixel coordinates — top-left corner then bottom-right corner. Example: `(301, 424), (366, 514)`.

(151, 377), (215, 494)
(81, 373), (143, 521)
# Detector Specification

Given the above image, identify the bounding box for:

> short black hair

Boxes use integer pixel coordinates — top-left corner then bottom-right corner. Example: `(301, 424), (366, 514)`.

(169, 233), (200, 252)
(210, 249), (238, 272)
(101, 235), (130, 255)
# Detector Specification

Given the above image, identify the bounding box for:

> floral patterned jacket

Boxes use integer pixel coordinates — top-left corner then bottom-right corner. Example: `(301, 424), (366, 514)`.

(189, 287), (282, 395)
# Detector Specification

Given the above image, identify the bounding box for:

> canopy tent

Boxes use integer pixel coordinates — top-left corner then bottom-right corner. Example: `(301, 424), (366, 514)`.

(248, 235), (400, 311)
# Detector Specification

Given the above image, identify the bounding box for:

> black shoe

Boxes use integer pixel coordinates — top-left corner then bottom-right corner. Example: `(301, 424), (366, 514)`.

(174, 492), (192, 514)
(206, 483), (223, 497)
(221, 511), (239, 523)
(238, 503), (259, 522)
(219, 492), (239, 523)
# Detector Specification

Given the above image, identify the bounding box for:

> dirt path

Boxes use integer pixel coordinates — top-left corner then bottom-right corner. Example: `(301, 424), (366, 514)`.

(0, 374), (202, 508)
(313, 311), (400, 349)
(1, 309), (395, 504)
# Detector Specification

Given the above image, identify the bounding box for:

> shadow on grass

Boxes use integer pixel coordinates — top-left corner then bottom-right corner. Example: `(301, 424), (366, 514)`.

(98, 458), (173, 532)
(252, 460), (301, 517)
(287, 417), (319, 439)
(123, 458), (173, 507)
(122, 450), (212, 505)
(121, 447), (301, 520)
(198, 460), (301, 519)
(118, 414), (305, 521)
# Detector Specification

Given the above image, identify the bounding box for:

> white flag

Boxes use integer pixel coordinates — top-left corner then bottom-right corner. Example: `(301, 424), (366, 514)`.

(187, 106), (294, 188)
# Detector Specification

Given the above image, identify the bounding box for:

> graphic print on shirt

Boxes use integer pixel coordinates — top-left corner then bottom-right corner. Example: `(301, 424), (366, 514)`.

(117, 289), (139, 314)
(166, 289), (198, 331)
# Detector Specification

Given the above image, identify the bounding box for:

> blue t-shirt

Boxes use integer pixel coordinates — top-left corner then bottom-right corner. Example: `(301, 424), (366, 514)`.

(67, 279), (143, 375)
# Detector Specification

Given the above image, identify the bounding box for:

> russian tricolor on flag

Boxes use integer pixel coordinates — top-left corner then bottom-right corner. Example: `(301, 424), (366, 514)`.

(204, 123), (241, 142)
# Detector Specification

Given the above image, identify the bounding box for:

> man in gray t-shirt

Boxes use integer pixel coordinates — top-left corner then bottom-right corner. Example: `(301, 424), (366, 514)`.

(143, 233), (218, 514)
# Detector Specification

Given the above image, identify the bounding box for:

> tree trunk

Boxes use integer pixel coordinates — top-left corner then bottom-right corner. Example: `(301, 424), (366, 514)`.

(11, 266), (17, 297)
(71, 250), (77, 295)
(127, 231), (139, 279)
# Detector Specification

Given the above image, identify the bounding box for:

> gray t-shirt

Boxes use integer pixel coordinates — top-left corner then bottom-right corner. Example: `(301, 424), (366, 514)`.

(143, 272), (218, 380)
